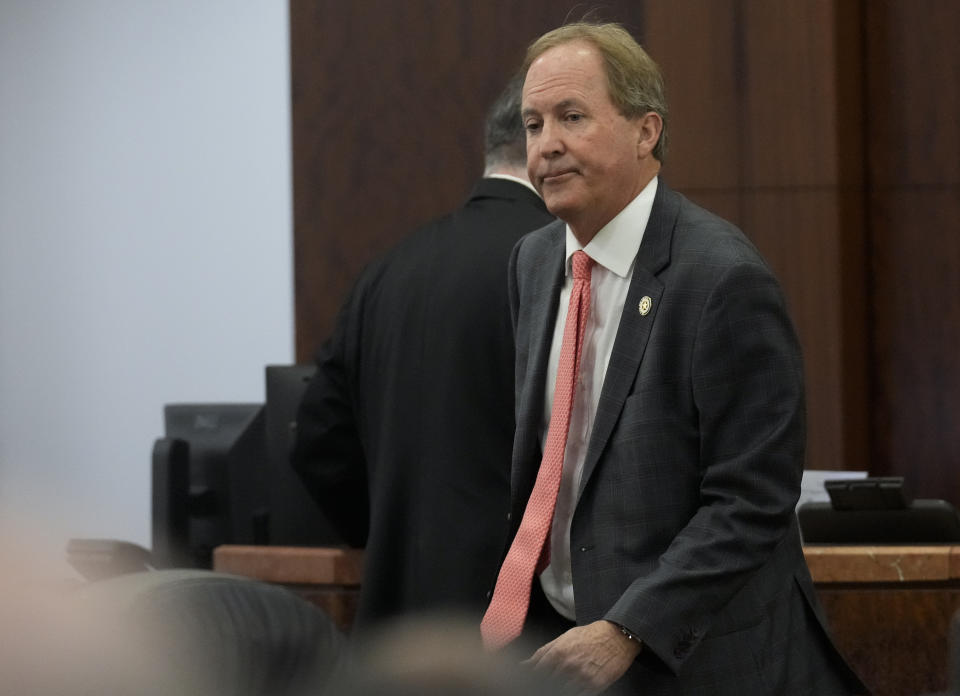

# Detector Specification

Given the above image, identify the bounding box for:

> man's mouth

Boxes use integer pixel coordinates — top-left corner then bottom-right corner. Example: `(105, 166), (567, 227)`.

(542, 169), (576, 184)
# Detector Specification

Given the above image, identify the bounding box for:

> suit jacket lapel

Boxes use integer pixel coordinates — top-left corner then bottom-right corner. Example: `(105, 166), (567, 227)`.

(514, 224), (565, 491)
(577, 182), (681, 499)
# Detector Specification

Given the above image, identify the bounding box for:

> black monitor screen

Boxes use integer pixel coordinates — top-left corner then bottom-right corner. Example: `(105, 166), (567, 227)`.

(154, 403), (268, 568)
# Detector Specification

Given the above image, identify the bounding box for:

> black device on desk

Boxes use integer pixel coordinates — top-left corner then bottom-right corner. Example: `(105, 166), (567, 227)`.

(152, 403), (270, 568)
(69, 366), (349, 580)
(70, 405), (269, 579)
(798, 476), (960, 544)
(152, 367), (345, 569)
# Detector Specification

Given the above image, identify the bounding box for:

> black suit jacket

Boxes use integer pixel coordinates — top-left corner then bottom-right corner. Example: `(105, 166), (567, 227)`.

(507, 181), (866, 694)
(293, 178), (554, 630)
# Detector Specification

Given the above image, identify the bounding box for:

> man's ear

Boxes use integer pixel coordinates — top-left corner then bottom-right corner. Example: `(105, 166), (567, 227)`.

(636, 112), (663, 159)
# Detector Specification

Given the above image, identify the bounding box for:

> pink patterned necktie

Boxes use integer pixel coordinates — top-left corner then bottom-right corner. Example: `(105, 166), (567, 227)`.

(481, 250), (594, 650)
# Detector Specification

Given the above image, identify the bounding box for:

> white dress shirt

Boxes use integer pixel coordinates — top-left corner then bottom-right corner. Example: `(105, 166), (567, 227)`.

(539, 176), (658, 619)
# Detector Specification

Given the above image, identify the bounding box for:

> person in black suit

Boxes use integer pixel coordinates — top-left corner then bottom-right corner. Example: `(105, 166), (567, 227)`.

(291, 74), (555, 633)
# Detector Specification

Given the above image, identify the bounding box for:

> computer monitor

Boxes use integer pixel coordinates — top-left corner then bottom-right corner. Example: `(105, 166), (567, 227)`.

(263, 364), (345, 546)
(153, 403), (269, 568)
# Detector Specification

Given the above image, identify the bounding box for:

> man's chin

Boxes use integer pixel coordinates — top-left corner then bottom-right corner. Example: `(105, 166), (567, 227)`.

(541, 195), (578, 222)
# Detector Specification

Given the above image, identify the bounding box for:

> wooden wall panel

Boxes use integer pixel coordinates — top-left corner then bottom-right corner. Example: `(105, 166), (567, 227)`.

(870, 191), (960, 499)
(865, 1), (960, 188)
(641, 0), (741, 192)
(741, 191), (866, 471)
(865, 1), (960, 502)
(645, 0), (868, 473)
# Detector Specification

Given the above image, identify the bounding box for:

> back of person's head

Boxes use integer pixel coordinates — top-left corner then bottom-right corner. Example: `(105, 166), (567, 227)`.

(483, 72), (527, 172)
(325, 614), (577, 696)
(522, 21), (669, 161)
(0, 564), (345, 696)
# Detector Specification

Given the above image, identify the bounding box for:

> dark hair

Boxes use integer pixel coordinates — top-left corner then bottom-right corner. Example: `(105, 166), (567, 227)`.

(483, 72), (527, 169)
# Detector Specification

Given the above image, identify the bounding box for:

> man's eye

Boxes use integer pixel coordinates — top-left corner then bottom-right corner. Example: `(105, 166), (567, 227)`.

(525, 122), (541, 133)
(566, 113), (583, 122)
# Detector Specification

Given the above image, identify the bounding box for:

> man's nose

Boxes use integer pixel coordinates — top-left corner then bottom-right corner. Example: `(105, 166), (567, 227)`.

(538, 120), (565, 157)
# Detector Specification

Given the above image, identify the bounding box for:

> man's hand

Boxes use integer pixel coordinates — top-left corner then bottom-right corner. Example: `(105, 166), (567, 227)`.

(524, 620), (642, 694)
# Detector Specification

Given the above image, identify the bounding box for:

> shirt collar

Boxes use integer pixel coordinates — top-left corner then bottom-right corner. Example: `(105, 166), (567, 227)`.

(564, 176), (658, 278)
(484, 173), (540, 196)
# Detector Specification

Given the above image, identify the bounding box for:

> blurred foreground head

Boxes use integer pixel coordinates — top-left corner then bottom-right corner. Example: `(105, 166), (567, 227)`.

(0, 545), (344, 696)
(325, 613), (577, 696)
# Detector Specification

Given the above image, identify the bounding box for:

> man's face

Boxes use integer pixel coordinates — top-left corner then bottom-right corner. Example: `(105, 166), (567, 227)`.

(522, 41), (652, 244)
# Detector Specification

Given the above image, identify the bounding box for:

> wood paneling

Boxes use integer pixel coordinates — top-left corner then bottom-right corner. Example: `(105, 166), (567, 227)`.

(818, 586), (960, 696)
(865, 1), (960, 504)
(737, 0), (861, 188)
(865, 1), (960, 187)
(740, 190), (867, 471)
(645, 0), (868, 473)
(642, 0), (741, 191)
(870, 191), (960, 498)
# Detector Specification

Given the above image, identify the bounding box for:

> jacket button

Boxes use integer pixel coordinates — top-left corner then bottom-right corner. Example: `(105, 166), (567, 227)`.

(506, 512), (512, 521)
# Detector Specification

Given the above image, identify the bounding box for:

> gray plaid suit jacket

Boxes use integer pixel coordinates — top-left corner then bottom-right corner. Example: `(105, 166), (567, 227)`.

(505, 182), (866, 695)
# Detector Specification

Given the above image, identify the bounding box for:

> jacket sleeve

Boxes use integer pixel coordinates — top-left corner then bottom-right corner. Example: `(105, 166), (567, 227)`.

(290, 285), (370, 548)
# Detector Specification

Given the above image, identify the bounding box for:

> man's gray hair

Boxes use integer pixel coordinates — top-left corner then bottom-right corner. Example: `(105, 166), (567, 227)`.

(483, 72), (527, 170)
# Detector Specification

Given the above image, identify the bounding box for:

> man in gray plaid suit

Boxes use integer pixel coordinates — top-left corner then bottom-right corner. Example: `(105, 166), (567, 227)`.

(491, 21), (867, 695)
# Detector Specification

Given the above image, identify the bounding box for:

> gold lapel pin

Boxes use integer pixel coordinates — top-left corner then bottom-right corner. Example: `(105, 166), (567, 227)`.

(639, 296), (652, 316)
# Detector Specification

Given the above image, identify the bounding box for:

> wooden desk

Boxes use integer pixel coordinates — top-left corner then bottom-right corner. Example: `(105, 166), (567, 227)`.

(805, 545), (960, 696)
(214, 544), (960, 695)
(213, 545), (363, 632)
